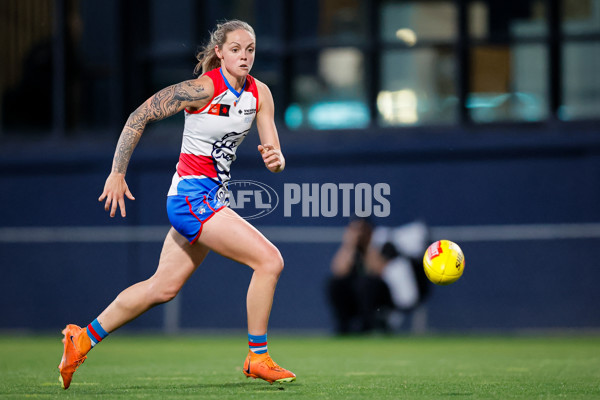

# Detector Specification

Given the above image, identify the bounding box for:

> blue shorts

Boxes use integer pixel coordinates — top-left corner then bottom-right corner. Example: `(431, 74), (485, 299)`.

(167, 181), (227, 244)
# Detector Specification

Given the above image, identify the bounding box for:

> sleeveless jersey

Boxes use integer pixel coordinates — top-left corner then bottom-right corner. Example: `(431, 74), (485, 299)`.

(168, 67), (259, 197)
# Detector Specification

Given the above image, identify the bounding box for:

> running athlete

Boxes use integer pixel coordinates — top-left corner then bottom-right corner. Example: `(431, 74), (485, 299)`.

(58, 20), (296, 389)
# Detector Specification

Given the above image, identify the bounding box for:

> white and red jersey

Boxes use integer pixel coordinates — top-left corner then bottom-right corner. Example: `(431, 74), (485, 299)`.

(168, 67), (259, 197)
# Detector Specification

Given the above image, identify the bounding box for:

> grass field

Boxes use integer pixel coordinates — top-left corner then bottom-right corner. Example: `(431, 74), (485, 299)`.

(0, 334), (599, 399)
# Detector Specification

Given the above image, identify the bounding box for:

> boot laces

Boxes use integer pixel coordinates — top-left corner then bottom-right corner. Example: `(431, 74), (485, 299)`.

(262, 356), (284, 371)
(74, 356), (87, 368)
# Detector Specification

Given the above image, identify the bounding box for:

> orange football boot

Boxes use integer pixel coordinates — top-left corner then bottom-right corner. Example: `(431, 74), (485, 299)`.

(243, 350), (296, 384)
(58, 324), (92, 389)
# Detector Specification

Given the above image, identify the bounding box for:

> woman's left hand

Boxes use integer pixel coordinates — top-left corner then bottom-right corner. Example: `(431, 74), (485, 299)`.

(258, 144), (284, 172)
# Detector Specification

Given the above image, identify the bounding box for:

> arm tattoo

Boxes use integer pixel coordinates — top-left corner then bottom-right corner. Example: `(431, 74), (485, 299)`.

(112, 81), (209, 174)
(112, 127), (141, 174)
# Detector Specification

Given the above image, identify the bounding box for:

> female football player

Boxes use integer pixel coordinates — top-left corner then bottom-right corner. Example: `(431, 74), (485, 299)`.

(58, 19), (296, 389)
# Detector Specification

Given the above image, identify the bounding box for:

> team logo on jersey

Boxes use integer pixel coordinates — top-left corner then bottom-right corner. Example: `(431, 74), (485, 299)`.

(208, 103), (230, 117)
(212, 130), (248, 181)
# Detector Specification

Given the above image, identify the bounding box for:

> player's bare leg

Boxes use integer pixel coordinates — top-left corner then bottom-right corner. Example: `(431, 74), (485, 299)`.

(96, 229), (209, 332)
(199, 207), (296, 383)
(59, 228), (209, 389)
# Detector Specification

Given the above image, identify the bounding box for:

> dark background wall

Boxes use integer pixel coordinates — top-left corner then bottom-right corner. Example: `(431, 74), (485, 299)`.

(2, 128), (599, 332)
(1, 0), (599, 333)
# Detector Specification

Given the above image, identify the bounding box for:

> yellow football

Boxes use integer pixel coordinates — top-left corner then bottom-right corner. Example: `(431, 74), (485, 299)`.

(423, 240), (465, 285)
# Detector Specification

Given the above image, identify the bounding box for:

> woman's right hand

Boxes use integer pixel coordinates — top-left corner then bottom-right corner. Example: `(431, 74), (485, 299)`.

(98, 172), (135, 218)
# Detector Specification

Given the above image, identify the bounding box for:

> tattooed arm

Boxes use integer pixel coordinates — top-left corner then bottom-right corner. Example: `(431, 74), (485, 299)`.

(113, 77), (212, 174)
(99, 76), (213, 217)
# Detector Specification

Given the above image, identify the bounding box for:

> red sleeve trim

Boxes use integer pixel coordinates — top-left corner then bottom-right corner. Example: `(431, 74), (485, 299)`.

(245, 75), (260, 112)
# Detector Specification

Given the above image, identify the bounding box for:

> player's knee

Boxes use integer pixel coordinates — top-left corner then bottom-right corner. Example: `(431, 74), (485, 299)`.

(258, 247), (284, 277)
(148, 278), (181, 304)
(155, 286), (179, 304)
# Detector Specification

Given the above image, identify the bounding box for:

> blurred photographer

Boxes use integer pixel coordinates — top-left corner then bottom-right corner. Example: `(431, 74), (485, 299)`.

(327, 219), (431, 334)
(371, 221), (432, 333)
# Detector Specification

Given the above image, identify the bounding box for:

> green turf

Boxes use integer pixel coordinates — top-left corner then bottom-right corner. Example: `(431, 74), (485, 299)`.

(0, 334), (599, 399)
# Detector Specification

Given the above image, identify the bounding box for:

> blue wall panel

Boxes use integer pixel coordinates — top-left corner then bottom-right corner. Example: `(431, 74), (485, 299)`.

(1, 131), (599, 332)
